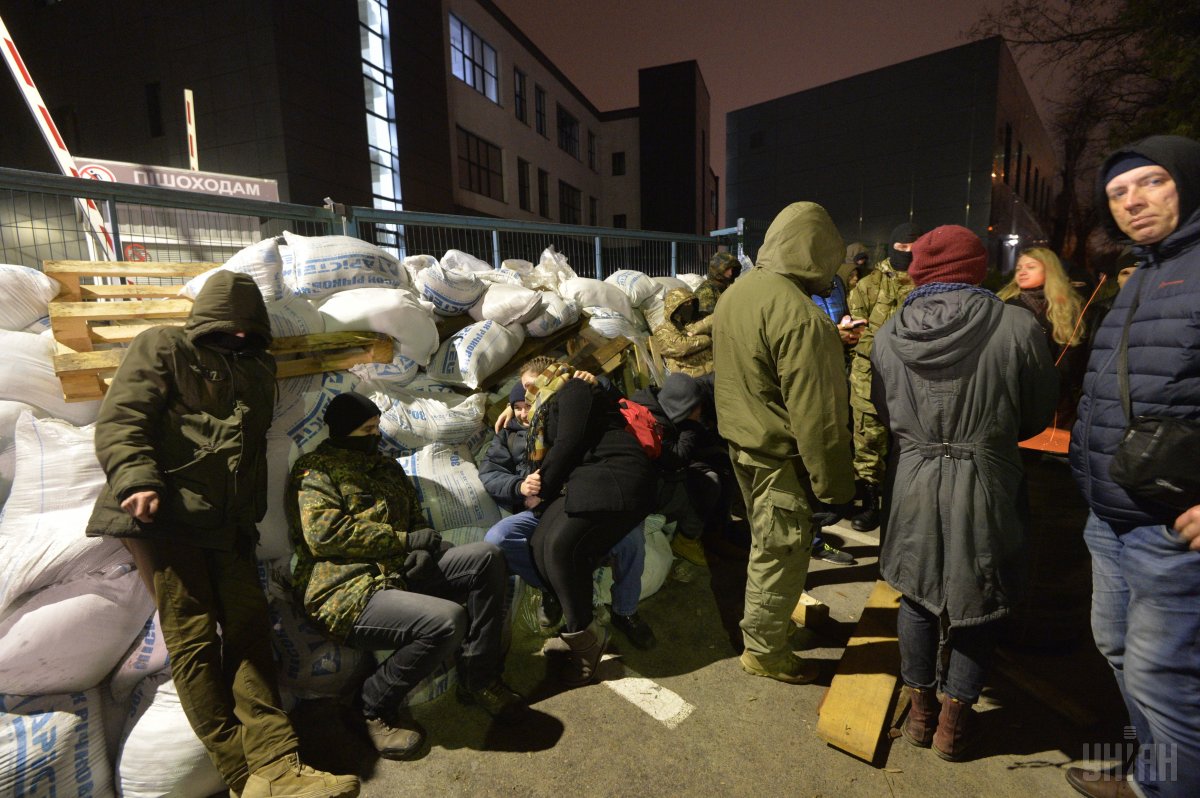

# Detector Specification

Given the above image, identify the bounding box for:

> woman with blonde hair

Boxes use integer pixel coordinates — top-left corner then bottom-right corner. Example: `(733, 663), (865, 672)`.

(998, 247), (1088, 423)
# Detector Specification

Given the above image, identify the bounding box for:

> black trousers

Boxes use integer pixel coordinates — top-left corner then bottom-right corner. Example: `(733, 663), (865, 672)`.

(530, 498), (648, 633)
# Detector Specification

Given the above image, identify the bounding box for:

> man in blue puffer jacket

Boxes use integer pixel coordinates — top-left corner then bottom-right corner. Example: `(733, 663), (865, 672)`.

(1066, 135), (1200, 798)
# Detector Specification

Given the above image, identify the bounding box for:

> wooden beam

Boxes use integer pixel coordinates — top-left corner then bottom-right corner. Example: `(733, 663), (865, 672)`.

(816, 580), (902, 763)
(43, 260), (217, 280)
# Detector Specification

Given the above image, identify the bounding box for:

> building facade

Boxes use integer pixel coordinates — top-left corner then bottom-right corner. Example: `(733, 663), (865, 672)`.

(0, 0), (714, 235)
(725, 36), (1056, 270)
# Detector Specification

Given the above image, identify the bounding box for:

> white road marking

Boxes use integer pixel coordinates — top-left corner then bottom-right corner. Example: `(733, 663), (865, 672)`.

(600, 656), (695, 729)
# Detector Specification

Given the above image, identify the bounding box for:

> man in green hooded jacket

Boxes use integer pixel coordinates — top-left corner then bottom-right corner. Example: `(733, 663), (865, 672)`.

(713, 202), (855, 684)
(86, 270), (359, 798)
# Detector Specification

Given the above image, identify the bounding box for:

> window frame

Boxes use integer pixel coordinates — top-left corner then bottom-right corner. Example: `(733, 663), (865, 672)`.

(449, 13), (499, 103)
(456, 126), (504, 202)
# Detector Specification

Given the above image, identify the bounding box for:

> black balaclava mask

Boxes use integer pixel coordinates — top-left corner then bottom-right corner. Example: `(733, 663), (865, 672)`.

(888, 223), (923, 272)
(324, 392), (382, 453)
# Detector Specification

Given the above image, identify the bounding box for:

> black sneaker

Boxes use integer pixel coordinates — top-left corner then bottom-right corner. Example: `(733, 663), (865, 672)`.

(610, 610), (657, 650)
(457, 679), (527, 724)
(811, 541), (856, 566)
(538, 590), (562, 629)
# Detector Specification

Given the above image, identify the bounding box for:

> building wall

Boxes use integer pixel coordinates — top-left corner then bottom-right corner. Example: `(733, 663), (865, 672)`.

(638, 61), (711, 235)
(600, 112), (641, 230)
(726, 37), (1053, 255)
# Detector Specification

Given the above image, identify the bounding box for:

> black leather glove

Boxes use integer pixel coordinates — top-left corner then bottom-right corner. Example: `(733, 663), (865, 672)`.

(406, 528), (442, 552)
(402, 550), (440, 584)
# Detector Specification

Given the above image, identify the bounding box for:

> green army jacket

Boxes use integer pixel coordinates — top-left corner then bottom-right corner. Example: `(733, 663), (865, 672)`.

(286, 439), (432, 641)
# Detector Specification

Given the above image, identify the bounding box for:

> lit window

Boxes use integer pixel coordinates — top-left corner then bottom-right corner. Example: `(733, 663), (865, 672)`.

(449, 14), (499, 103)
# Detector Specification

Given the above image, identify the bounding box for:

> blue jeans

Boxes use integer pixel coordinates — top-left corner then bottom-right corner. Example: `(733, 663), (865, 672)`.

(484, 511), (645, 617)
(1084, 511), (1200, 798)
(896, 596), (997, 704)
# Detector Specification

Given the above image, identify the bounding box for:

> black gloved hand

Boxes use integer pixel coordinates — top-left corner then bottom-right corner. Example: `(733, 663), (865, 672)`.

(406, 528), (442, 552)
(402, 550), (439, 584)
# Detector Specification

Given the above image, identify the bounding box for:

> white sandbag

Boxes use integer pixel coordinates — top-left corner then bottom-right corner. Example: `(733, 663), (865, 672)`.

(0, 263), (60, 331)
(116, 672), (223, 798)
(584, 306), (646, 339)
(285, 371), (364, 457)
(592, 515), (673, 607)
(677, 273), (705, 291)
(109, 613), (170, 703)
(605, 269), (663, 307)
(524, 246), (577, 293)
(0, 689), (113, 798)
(180, 237), (286, 301)
(499, 259), (534, 285)
(652, 275), (691, 294)
(0, 330), (102, 425)
(467, 282), (543, 326)
(524, 293), (580, 338)
(318, 287), (439, 366)
(0, 564), (154, 695)
(558, 277), (634, 322)
(416, 263), (486, 316)
(23, 315), (51, 334)
(350, 353), (420, 393)
(398, 443), (501, 534)
(0, 415), (126, 615)
(267, 295), (325, 421)
(377, 391), (487, 456)
(426, 320), (524, 390)
(281, 232), (407, 299)
(268, 597), (366, 700)
(440, 248), (493, 273)
(0, 400), (45, 506)
(403, 253), (439, 280)
(256, 432), (296, 562)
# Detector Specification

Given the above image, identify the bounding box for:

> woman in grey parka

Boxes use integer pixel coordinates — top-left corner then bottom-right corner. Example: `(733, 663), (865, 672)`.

(871, 225), (1057, 761)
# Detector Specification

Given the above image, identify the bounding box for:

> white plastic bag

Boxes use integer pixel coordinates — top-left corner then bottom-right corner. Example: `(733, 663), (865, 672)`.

(319, 287), (440, 367)
(398, 443), (501, 534)
(440, 248), (494, 273)
(524, 293), (580, 338)
(426, 320), (524, 389)
(268, 597), (366, 700)
(282, 232), (407, 299)
(468, 282), (543, 326)
(0, 690), (114, 798)
(0, 330), (103, 425)
(558, 277), (635, 322)
(0, 264), (61, 331)
(180, 237), (286, 301)
(377, 391), (487, 456)
(605, 269), (663, 307)
(416, 263), (486, 316)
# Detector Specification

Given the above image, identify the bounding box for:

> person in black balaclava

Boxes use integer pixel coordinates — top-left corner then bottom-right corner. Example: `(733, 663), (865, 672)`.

(839, 221), (924, 533)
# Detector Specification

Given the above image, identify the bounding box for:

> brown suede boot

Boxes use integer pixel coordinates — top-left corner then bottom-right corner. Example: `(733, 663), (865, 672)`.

(559, 620), (610, 687)
(932, 697), (978, 761)
(901, 687), (940, 748)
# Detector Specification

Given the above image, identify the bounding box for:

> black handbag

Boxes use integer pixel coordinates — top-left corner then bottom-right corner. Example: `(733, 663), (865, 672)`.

(1107, 272), (1200, 514)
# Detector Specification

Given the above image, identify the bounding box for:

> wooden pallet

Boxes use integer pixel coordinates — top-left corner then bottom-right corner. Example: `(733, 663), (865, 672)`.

(44, 260), (393, 402)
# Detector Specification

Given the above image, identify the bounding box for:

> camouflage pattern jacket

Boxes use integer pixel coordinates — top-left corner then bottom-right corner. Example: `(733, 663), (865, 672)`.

(286, 439), (432, 641)
(652, 288), (714, 377)
(848, 258), (914, 408)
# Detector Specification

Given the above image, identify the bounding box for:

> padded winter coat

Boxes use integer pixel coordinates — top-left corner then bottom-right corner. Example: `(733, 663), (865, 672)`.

(86, 271), (276, 551)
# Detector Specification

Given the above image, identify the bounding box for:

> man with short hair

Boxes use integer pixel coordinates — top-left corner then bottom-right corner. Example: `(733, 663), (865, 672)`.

(713, 201), (855, 684)
(1066, 135), (1200, 798)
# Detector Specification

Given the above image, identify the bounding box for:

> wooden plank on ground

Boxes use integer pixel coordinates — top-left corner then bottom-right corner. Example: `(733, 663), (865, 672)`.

(815, 580), (902, 763)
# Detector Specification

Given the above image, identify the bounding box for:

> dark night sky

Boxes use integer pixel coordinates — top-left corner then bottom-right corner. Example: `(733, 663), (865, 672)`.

(492, 0), (1059, 225)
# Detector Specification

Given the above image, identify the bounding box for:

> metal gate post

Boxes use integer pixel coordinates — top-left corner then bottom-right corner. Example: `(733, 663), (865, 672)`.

(670, 241), (677, 276)
(492, 229), (501, 269)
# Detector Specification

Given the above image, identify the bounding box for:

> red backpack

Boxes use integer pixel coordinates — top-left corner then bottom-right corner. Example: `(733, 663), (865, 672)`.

(618, 398), (663, 459)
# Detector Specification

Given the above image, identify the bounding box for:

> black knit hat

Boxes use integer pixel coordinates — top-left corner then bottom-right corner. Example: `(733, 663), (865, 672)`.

(509, 381), (528, 407)
(324, 392), (381, 437)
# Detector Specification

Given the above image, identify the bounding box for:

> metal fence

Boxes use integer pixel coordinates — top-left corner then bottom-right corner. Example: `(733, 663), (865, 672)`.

(0, 167), (721, 279)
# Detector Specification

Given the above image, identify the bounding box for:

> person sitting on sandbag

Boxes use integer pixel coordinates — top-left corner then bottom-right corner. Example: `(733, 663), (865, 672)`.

(481, 356), (656, 651)
(286, 392), (525, 761)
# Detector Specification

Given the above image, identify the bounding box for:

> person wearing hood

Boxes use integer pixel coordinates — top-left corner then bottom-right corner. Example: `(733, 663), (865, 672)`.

(871, 226), (1057, 762)
(712, 201), (855, 685)
(845, 222), (924, 532)
(86, 271), (360, 798)
(1067, 135), (1200, 798)
(651, 287), (714, 377)
(287, 392), (524, 761)
(694, 250), (741, 320)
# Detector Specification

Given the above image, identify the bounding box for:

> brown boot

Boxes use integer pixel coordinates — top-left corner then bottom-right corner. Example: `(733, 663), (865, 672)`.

(242, 752), (359, 798)
(364, 712), (426, 761)
(901, 687), (939, 748)
(1064, 767), (1137, 798)
(559, 621), (610, 687)
(932, 697), (978, 761)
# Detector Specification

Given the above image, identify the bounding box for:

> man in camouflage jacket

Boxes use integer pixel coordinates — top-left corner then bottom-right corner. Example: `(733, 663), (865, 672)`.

(286, 392), (521, 759)
(652, 288), (714, 377)
(845, 223), (922, 531)
(694, 251), (741, 318)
